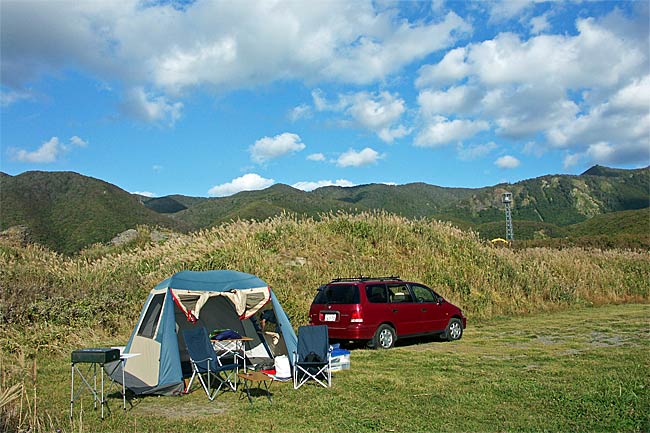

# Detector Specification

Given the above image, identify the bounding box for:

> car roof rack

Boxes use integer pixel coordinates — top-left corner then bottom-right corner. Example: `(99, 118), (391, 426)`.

(330, 275), (401, 282)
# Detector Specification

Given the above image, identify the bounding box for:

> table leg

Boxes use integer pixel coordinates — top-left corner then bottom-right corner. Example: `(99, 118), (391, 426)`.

(93, 363), (97, 410)
(70, 363), (74, 419)
(122, 358), (126, 411)
(100, 363), (105, 419)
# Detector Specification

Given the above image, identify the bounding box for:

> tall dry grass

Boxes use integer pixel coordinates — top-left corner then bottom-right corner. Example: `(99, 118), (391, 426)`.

(1, 212), (648, 335)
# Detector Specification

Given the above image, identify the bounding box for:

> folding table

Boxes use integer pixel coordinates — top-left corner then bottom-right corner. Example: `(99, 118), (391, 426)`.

(70, 348), (139, 419)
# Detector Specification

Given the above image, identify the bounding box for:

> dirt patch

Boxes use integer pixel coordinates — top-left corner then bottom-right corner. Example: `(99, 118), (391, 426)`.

(589, 332), (626, 347)
(133, 398), (228, 418)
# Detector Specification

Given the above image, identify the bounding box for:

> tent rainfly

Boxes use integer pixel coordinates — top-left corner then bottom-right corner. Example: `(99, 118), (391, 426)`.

(109, 270), (297, 395)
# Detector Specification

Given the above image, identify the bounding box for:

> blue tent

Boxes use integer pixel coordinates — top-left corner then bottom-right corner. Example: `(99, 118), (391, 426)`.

(111, 270), (297, 395)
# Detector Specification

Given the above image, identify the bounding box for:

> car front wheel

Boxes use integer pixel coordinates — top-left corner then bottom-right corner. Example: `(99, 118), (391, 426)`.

(444, 318), (463, 341)
(370, 324), (396, 349)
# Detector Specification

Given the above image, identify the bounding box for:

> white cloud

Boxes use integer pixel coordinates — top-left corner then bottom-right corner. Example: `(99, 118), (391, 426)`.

(415, 116), (489, 147)
(337, 147), (382, 167)
(530, 13), (551, 35)
(307, 153), (326, 161)
(133, 191), (156, 197)
(9, 135), (88, 163)
(610, 75), (650, 111)
(250, 132), (305, 164)
(292, 179), (355, 191)
(312, 90), (410, 143)
(563, 152), (581, 169)
(11, 136), (62, 163)
(413, 11), (649, 167)
(418, 85), (479, 116)
(352, 92), (408, 142)
(415, 47), (469, 88)
(487, 0), (537, 23)
(70, 136), (88, 147)
(1, 88), (34, 107)
(288, 104), (312, 122)
(121, 87), (183, 126)
(495, 155), (521, 169)
(0, 2), (469, 93)
(208, 173), (275, 197)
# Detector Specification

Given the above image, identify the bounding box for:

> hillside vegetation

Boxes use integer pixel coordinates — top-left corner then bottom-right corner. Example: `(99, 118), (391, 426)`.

(475, 208), (650, 249)
(1, 212), (647, 352)
(0, 171), (187, 254)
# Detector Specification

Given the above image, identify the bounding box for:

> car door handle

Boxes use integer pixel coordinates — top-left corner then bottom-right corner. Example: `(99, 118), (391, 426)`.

(392, 309), (398, 313)
(421, 308), (427, 312)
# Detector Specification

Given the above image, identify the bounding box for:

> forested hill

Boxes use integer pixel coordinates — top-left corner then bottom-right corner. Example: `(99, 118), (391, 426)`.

(1, 165), (648, 253)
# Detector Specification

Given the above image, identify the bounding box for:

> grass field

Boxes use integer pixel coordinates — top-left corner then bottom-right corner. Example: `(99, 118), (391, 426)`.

(5, 303), (648, 433)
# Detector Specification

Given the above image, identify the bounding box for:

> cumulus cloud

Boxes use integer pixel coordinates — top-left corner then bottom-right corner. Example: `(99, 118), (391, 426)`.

(70, 136), (88, 147)
(9, 135), (88, 163)
(288, 104), (312, 122)
(529, 13), (551, 35)
(495, 155), (521, 169)
(250, 132), (305, 164)
(292, 179), (355, 191)
(133, 191), (156, 197)
(10, 137), (62, 163)
(208, 173), (275, 197)
(121, 87), (183, 125)
(413, 11), (649, 164)
(312, 90), (410, 143)
(415, 116), (489, 147)
(418, 85), (479, 116)
(0, 1), (469, 93)
(337, 147), (383, 167)
(307, 153), (326, 161)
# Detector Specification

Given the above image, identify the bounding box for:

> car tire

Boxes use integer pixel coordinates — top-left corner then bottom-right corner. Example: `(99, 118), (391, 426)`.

(369, 324), (396, 349)
(443, 318), (463, 341)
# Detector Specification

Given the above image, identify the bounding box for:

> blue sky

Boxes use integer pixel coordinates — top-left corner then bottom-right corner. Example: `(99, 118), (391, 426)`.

(1, 0), (649, 197)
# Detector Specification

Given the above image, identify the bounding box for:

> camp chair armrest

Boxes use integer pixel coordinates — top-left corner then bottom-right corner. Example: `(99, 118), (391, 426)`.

(215, 363), (238, 372)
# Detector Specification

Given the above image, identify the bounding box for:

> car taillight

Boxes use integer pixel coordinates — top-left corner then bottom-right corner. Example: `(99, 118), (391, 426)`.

(350, 310), (363, 323)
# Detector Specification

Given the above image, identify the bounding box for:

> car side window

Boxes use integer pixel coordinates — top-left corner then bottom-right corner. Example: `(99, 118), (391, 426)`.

(410, 284), (437, 303)
(388, 284), (413, 303)
(365, 284), (388, 303)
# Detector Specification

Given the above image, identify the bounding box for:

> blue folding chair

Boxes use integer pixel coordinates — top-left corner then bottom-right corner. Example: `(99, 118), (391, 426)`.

(293, 325), (331, 389)
(182, 327), (237, 400)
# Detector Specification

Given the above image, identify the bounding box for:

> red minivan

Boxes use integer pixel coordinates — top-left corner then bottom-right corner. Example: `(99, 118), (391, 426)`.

(309, 276), (466, 349)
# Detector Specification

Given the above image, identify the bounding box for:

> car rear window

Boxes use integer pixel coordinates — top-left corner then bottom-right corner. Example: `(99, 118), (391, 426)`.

(313, 284), (360, 304)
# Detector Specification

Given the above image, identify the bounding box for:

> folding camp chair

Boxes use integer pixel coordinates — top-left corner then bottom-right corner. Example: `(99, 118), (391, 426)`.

(182, 327), (238, 400)
(293, 325), (331, 389)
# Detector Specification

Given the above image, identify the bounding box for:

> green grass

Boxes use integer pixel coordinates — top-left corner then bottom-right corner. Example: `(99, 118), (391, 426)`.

(3, 304), (648, 432)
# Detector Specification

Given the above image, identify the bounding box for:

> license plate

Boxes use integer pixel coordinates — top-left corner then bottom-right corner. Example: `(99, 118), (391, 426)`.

(323, 313), (337, 322)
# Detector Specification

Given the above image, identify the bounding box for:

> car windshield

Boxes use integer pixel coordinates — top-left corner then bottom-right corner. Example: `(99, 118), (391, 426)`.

(313, 284), (360, 304)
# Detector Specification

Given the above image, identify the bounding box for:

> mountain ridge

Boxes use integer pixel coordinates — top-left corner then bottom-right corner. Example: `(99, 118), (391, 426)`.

(1, 165), (648, 253)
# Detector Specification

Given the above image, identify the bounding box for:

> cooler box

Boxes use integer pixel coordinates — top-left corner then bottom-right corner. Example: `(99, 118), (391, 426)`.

(330, 348), (350, 371)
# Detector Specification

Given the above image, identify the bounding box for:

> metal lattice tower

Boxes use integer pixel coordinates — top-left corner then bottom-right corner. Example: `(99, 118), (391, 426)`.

(502, 192), (514, 242)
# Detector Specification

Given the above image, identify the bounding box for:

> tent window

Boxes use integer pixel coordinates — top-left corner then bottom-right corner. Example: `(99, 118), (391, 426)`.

(137, 293), (165, 339)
